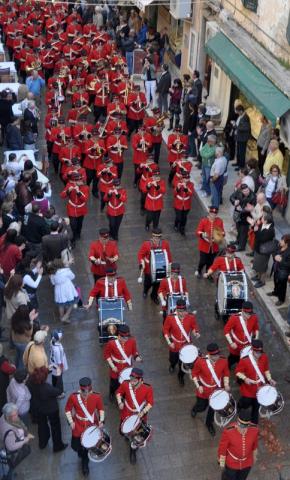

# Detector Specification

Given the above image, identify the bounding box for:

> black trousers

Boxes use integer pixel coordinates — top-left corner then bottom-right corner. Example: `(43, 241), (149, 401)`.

(109, 377), (120, 396)
(52, 374), (64, 394)
(94, 105), (106, 122)
(86, 168), (99, 197)
(237, 396), (259, 425)
(151, 142), (161, 164)
(116, 162), (123, 179)
(228, 353), (240, 370)
(47, 140), (53, 160)
(134, 164), (141, 185)
(127, 118), (142, 138)
(69, 216), (84, 241)
(140, 191), (146, 211)
(71, 435), (89, 465)
(168, 165), (175, 184)
(144, 274), (159, 300)
(45, 68), (54, 84)
(222, 466), (251, 480)
(108, 214), (123, 241)
(236, 141), (247, 168)
(100, 191), (106, 211)
(52, 153), (59, 174)
(169, 351), (185, 379)
(146, 210), (161, 229)
(174, 209), (189, 233)
(191, 397), (214, 428)
(37, 410), (64, 450)
(236, 223), (249, 251)
(197, 251), (216, 274)
(273, 272), (288, 302)
(257, 146), (266, 175)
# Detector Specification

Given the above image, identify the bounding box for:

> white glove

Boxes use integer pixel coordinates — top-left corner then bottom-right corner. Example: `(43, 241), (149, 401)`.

(137, 276), (142, 284)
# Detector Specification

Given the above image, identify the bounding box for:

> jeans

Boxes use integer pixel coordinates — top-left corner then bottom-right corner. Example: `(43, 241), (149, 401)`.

(126, 51), (133, 76)
(145, 80), (157, 107)
(210, 175), (224, 208)
(202, 165), (211, 195)
(13, 342), (26, 369)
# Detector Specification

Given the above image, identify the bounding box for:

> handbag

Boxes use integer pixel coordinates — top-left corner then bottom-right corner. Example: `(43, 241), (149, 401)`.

(3, 431), (31, 469)
(271, 190), (288, 208)
(233, 210), (241, 223)
(61, 244), (74, 267)
(260, 239), (278, 255)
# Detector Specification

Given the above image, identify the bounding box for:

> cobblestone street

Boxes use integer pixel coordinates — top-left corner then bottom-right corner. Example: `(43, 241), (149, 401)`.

(7, 141), (290, 480)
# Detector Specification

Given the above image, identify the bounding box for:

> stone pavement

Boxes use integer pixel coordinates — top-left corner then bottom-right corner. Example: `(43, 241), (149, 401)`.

(3, 138), (290, 480)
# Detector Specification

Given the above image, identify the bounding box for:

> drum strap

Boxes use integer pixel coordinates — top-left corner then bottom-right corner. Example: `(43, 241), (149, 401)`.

(238, 315), (251, 344)
(168, 276), (183, 294)
(225, 257), (237, 271)
(105, 277), (118, 298)
(248, 353), (265, 384)
(114, 339), (131, 365)
(128, 384), (142, 413)
(174, 315), (190, 343)
(77, 394), (95, 424)
(205, 358), (221, 388)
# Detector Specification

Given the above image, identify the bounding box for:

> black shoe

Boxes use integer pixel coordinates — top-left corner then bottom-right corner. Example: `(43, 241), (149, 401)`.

(133, 183), (137, 188)
(53, 443), (68, 453)
(180, 230), (185, 236)
(207, 424), (216, 437)
(151, 297), (159, 305)
(251, 275), (259, 281)
(275, 300), (284, 306)
(82, 460), (89, 476)
(266, 291), (276, 296)
(178, 373), (185, 386)
(231, 163), (238, 167)
(191, 408), (197, 418)
(130, 448), (137, 465)
(234, 167), (240, 171)
(109, 392), (115, 402)
(169, 365), (175, 373)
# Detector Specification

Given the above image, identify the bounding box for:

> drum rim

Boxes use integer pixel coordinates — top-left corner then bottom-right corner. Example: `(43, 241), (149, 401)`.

(121, 414), (141, 434)
(209, 388), (230, 409)
(179, 344), (198, 362)
(81, 426), (102, 448)
(257, 385), (278, 406)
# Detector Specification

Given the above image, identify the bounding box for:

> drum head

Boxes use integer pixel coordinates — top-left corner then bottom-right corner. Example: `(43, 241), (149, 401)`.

(81, 426), (102, 449)
(209, 389), (230, 410)
(257, 385), (278, 407)
(121, 414), (140, 435)
(179, 345), (198, 363)
(118, 367), (132, 384)
(240, 346), (252, 358)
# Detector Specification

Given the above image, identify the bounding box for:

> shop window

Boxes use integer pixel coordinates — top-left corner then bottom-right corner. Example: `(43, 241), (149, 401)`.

(188, 29), (198, 72)
(242, 0), (258, 13)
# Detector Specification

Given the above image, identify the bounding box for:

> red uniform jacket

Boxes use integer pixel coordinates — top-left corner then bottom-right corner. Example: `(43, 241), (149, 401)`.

(158, 275), (187, 299)
(65, 391), (104, 438)
(88, 240), (119, 276)
(116, 380), (154, 421)
(83, 138), (106, 170)
(191, 356), (229, 399)
(51, 126), (72, 154)
(167, 133), (188, 164)
(196, 217), (225, 254)
(209, 255), (244, 273)
(163, 313), (199, 353)
(235, 353), (269, 399)
(96, 163), (118, 193)
(104, 188), (127, 216)
(218, 423), (259, 470)
(89, 276), (131, 303)
(131, 132), (152, 165)
(143, 117), (162, 144)
(107, 101), (127, 117)
(137, 239), (172, 275)
(104, 337), (139, 379)
(106, 135), (128, 164)
(63, 167), (87, 185)
(138, 162), (155, 193)
(127, 92), (146, 121)
(144, 178), (166, 211)
(173, 181), (194, 211)
(94, 81), (110, 107)
(59, 144), (81, 177)
(106, 118), (128, 136)
(60, 183), (89, 217)
(224, 314), (259, 355)
(172, 160), (192, 187)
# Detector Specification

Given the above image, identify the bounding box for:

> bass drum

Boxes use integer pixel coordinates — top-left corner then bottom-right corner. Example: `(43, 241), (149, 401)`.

(209, 389), (236, 427)
(217, 271), (248, 317)
(257, 385), (284, 418)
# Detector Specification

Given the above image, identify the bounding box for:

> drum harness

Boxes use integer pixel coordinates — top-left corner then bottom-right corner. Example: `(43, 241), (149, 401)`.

(104, 276), (118, 298)
(231, 315), (252, 345)
(111, 339), (131, 365)
(172, 315), (190, 344)
(167, 276), (183, 295)
(225, 257), (237, 271)
(76, 394), (97, 423)
(125, 384), (146, 413)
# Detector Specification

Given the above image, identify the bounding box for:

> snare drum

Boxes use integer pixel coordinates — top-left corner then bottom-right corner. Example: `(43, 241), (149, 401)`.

(257, 385), (284, 417)
(217, 271), (248, 315)
(121, 414), (152, 449)
(81, 426), (112, 463)
(209, 389), (236, 427)
(81, 426), (102, 449)
(179, 344), (198, 374)
(98, 297), (125, 325)
(167, 294), (186, 314)
(121, 414), (140, 435)
(150, 249), (169, 283)
(118, 367), (132, 384)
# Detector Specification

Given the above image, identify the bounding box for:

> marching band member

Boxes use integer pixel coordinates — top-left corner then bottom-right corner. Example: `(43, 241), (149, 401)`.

(171, 155), (193, 188)
(158, 263), (188, 319)
(97, 156), (118, 211)
(104, 178), (127, 241)
(116, 368), (154, 464)
(85, 266), (132, 311)
(144, 165), (166, 231)
(173, 171), (194, 236)
(235, 339), (276, 425)
(137, 228), (172, 304)
(143, 107), (164, 164)
(126, 84), (147, 137)
(106, 114), (128, 136)
(59, 140), (82, 183)
(132, 126), (153, 187)
(167, 125), (188, 179)
(191, 343), (230, 437)
(224, 301), (259, 368)
(94, 74), (110, 122)
(60, 171), (89, 245)
(65, 377), (105, 476)
(106, 126), (128, 179)
(88, 228), (119, 282)
(107, 96), (127, 118)
(63, 158), (87, 185)
(104, 324), (141, 399)
(218, 409), (259, 480)
(163, 299), (199, 385)
(204, 244), (244, 279)
(137, 155), (156, 215)
(51, 116), (72, 174)
(195, 206), (225, 278)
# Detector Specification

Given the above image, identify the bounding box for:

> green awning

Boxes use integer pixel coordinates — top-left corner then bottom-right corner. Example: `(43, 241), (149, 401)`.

(205, 32), (290, 125)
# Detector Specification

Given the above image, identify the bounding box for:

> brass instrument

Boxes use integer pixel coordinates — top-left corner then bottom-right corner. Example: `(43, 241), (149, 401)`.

(76, 104), (92, 119)
(152, 113), (168, 136)
(89, 142), (103, 156)
(57, 79), (65, 103)
(174, 133), (183, 153)
(140, 133), (147, 153)
(99, 115), (111, 138)
(212, 227), (225, 246)
(26, 60), (42, 72)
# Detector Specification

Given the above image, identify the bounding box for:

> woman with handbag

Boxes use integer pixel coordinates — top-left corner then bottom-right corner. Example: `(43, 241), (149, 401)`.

(263, 164), (287, 209)
(142, 57), (157, 108)
(0, 402), (34, 480)
(267, 234), (290, 306)
(251, 213), (275, 288)
(168, 79), (183, 131)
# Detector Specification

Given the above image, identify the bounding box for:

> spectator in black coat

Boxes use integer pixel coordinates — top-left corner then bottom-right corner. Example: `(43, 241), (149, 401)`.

(6, 118), (24, 150)
(192, 70), (203, 105)
(268, 234), (290, 305)
(230, 184), (256, 251)
(42, 218), (73, 263)
(252, 213), (275, 288)
(0, 90), (14, 136)
(233, 105), (251, 169)
(22, 204), (50, 253)
(23, 100), (39, 135)
(156, 64), (171, 114)
(28, 366), (67, 452)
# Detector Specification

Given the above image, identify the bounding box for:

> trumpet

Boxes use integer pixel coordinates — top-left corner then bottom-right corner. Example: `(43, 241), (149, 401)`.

(140, 134), (147, 153)
(76, 104), (92, 119)
(26, 59), (42, 72)
(88, 143), (104, 156)
(88, 80), (97, 91)
(57, 79), (65, 103)
(174, 134), (183, 153)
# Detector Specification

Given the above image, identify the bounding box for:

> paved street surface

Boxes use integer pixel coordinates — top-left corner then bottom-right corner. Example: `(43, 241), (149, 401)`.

(10, 142), (290, 480)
